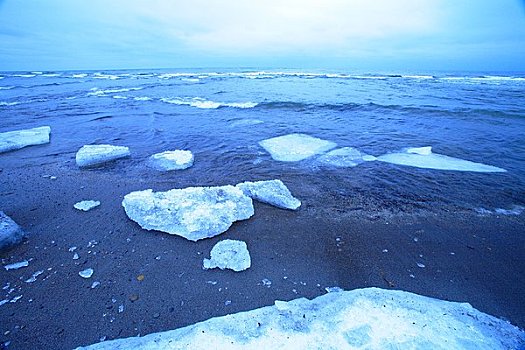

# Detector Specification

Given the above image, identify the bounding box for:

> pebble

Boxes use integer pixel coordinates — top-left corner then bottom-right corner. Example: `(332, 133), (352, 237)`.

(129, 294), (139, 302)
(153, 312), (160, 318)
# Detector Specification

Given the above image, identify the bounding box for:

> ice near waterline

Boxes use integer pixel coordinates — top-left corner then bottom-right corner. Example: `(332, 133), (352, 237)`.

(236, 180), (301, 210)
(259, 133), (337, 162)
(0, 126), (51, 153)
(77, 287), (524, 349)
(75, 144), (130, 167)
(148, 150), (194, 171)
(315, 147), (377, 167)
(74, 200), (100, 211)
(122, 186), (254, 241)
(0, 211), (26, 251)
(376, 146), (506, 172)
(203, 239), (251, 272)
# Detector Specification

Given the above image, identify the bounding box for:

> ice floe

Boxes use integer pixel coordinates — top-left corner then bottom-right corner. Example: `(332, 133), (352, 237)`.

(376, 146), (506, 172)
(74, 200), (101, 211)
(0, 212), (26, 251)
(122, 186), (254, 241)
(236, 180), (301, 210)
(148, 150), (194, 171)
(259, 133), (337, 162)
(75, 144), (130, 167)
(203, 239), (251, 272)
(0, 126), (51, 153)
(315, 147), (376, 167)
(77, 287), (524, 350)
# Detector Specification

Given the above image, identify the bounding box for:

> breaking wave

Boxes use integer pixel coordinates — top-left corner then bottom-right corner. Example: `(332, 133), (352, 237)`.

(160, 97), (258, 109)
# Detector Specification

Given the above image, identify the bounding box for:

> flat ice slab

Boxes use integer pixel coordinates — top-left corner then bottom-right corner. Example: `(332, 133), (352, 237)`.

(377, 146), (506, 173)
(316, 147), (376, 167)
(0, 126), (51, 153)
(0, 211), (26, 251)
(148, 150), (194, 171)
(78, 287), (524, 350)
(259, 133), (337, 162)
(203, 239), (251, 272)
(75, 144), (130, 167)
(236, 179), (301, 210)
(74, 200), (100, 211)
(122, 186), (254, 241)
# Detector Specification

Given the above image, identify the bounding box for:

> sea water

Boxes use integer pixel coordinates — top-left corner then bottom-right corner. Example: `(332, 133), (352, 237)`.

(1, 69), (524, 215)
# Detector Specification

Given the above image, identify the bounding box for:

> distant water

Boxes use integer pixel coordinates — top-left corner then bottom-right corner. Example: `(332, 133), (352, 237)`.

(1, 69), (524, 216)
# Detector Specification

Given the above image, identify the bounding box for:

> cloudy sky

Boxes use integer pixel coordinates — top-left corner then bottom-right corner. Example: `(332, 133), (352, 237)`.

(0, 0), (524, 71)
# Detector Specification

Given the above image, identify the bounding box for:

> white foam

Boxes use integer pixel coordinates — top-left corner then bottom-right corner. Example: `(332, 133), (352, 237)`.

(203, 239), (251, 272)
(71, 73), (88, 78)
(0, 126), (51, 153)
(92, 73), (119, 80)
(0, 101), (20, 106)
(160, 97), (257, 109)
(133, 96), (152, 101)
(13, 74), (36, 78)
(77, 287), (525, 350)
(87, 87), (143, 96)
(377, 147), (506, 173)
(75, 144), (130, 168)
(259, 133), (337, 162)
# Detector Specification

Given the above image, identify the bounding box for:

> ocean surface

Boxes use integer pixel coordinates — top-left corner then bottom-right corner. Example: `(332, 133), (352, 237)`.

(1, 69), (525, 216)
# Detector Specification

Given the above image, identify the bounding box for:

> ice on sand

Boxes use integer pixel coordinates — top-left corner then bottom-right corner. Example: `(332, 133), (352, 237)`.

(79, 268), (94, 279)
(4, 260), (29, 271)
(259, 133), (337, 162)
(77, 287), (524, 350)
(74, 200), (100, 211)
(75, 144), (130, 167)
(0, 211), (26, 251)
(316, 147), (376, 167)
(236, 179), (301, 210)
(377, 146), (506, 172)
(203, 239), (251, 272)
(0, 126), (51, 153)
(122, 186), (254, 241)
(148, 150), (194, 171)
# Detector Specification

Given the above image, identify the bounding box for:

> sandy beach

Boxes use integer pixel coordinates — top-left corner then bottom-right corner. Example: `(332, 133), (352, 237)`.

(1, 147), (524, 349)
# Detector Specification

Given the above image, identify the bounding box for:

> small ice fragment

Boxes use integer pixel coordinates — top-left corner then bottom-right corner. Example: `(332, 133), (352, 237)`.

(417, 262), (426, 268)
(10, 295), (22, 303)
(203, 239), (251, 272)
(0, 300), (8, 306)
(4, 260), (29, 271)
(69, 246), (77, 252)
(75, 144), (130, 168)
(25, 270), (44, 283)
(224, 300), (232, 306)
(382, 249), (388, 253)
(118, 305), (124, 313)
(325, 286), (344, 293)
(91, 281), (100, 289)
(0, 126), (51, 153)
(259, 133), (337, 162)
(148, 150), (194, 171)
(262, 278), (272, 287)
(206, 281), (218, 285)
(0, 211), (26, 251)
(316, 147), (372, 167)
(410, 274), (416, 278)
(74, 200), (100, 211)
(79, 268), (94, 278)
(73, 253), (79, 260)
(236, 179), (301, 210)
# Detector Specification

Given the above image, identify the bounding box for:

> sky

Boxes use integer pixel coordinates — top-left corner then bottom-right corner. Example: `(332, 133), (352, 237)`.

(0, 0), (524, 72)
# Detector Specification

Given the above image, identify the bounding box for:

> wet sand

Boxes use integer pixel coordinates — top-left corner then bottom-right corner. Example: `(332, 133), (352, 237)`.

(1, 154), (524, 349)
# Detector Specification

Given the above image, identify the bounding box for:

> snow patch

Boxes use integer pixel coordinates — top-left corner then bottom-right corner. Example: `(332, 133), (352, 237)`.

(203, 239), (251, 272)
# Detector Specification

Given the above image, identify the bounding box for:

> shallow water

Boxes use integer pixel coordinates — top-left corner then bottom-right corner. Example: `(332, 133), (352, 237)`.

(1, 69), (524, 214)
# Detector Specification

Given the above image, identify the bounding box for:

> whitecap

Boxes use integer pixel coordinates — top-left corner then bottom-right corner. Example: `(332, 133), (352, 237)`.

(133, 96), (152, 101)
(0, 86), (14, 90)
(112, 95), (127, 99)
(93, 73), (119, 80)
(160, 97), (257, 109)
(87, 87), (143, 96)
(13, 74), (36, 78)
(0, 101), (20, 106)
(71, 73), (88, 78)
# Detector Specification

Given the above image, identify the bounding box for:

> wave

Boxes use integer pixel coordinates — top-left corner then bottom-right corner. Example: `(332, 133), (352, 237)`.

(93, 73), (120, 80)
(0, 86), (15, 90)
(87, 87), (144, 96)
(160, 97), (258, 109)
(0, 101), (21, 106)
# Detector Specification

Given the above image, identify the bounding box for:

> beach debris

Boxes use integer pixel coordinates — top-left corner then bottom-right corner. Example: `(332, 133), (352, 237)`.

(25, 270), (44, 283)
(75, 144), (130, 167)
(136, 274), (145, 282)
(315, 147), (376, 167)
(122, 185), (254, 241)
(236, 179), (301, 210)
(376, 146), (506, 172)
(3, 260), (29, 271)
(203, 239), (251, 272)
(74, 200), (101, 211)
(79, 268), (94, 278)
(0, 126), (51, 153)
(74, 287), (525, 349)
(259, 133), (337, 162)
(0, 211), (26, 251)
(147, 150), (194, 171)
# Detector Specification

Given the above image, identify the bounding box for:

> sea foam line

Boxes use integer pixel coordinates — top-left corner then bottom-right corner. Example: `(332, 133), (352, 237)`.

(160, 97), (258, 109)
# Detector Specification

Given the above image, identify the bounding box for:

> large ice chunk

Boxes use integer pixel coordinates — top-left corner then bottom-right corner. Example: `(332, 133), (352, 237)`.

(75, 144), (130, 167)
(377, 146), (506, 173)
(122, 186), (254, 241)
(77, 287), (525, 350)
(316, 147), (376, 167)
(0, 126), (51, 153)
(203, 239), (251, 272)
(0, 211), (26, 251)
(259, 133), (337, 162)
(148, 150), (194, 171)
(236, 180), (301, 210)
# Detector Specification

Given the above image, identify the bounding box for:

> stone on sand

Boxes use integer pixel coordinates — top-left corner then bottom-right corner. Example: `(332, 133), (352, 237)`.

(0, 211), (26, 251)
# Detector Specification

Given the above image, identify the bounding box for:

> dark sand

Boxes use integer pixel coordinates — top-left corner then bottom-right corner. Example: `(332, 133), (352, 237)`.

(1, 154), (524, 349)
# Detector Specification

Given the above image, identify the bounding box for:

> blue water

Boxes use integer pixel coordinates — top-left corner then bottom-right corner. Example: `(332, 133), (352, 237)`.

(1, 69), (524, 215)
